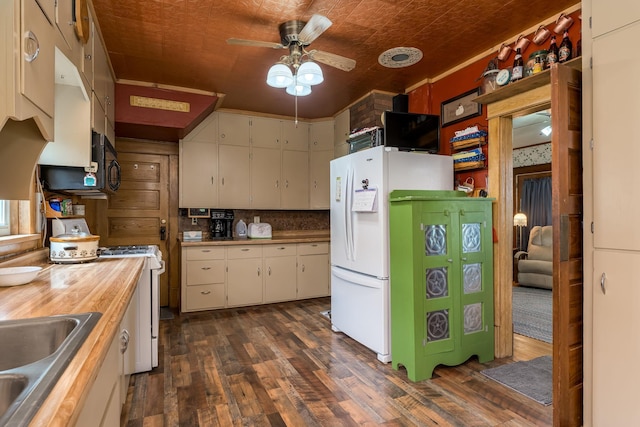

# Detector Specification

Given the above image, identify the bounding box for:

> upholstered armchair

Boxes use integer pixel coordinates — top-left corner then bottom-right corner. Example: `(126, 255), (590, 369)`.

(514, 225), (553, 289)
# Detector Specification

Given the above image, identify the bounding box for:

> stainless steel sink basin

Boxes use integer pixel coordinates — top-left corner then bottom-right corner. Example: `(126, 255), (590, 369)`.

(0, 317), (79, 371)
(0, 312), (101, 427)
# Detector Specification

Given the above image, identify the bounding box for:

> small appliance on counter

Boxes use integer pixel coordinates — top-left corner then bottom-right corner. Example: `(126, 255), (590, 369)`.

(248, 222), (272, 239)
(210, 209), (234, 239)
(49, 218), (100, 263)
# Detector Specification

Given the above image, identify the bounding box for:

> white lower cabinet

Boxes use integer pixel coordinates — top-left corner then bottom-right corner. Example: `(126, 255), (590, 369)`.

(264, 244), (297, 303)
(297, 242), (330, 298)
(181, 247), (226, 312)
(181, 241), (330, 312)
(76, 332), (120, 427)
(77, 284), (140, 426)
(227, 246), (263, 307)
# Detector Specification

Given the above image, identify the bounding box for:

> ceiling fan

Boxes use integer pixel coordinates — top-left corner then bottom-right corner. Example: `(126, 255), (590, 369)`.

(226, 14), (356, 73)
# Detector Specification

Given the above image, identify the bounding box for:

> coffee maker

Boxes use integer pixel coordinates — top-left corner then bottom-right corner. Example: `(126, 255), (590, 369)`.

(210, 210), (234, 239)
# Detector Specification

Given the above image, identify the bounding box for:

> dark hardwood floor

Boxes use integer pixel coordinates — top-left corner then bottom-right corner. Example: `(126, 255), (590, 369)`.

(121, 298), (552, 426)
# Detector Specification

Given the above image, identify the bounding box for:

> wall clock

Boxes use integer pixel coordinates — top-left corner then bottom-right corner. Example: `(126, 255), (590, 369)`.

(74, 0), (90, 44)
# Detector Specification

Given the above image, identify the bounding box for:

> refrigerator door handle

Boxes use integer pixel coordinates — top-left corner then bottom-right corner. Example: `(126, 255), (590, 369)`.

(345, 167), (355, 261)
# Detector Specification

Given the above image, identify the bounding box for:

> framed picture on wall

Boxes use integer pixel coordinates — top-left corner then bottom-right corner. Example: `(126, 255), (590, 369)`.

(440, 88), (482, 127)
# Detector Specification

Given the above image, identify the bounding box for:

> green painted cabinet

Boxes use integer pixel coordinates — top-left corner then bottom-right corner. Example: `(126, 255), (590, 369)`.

(389, 190), (494, 381)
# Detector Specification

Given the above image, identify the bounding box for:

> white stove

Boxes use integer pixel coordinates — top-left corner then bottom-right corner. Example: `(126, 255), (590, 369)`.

(100, 244), (165, 373)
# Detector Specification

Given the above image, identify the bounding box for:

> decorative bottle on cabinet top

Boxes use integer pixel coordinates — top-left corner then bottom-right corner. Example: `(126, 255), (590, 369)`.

(558, 29), (572, 63)
(546, 35), (559, 68)
(511, 48), (524, 82)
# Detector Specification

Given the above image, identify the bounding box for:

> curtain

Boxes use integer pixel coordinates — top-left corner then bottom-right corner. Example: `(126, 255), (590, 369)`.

(519, 176), (552, 250)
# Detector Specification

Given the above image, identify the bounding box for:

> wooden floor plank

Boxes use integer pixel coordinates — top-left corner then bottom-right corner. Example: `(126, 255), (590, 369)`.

(124, 297), (553, 426)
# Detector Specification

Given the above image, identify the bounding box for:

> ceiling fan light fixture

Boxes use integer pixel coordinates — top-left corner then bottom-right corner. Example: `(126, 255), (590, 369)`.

(266, 63), (294, 88)
(297, 61), (324, 85)
(286, 78), (312, 96)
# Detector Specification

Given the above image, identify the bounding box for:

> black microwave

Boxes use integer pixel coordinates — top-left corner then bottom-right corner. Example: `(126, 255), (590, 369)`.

(40, 132), (121, 194)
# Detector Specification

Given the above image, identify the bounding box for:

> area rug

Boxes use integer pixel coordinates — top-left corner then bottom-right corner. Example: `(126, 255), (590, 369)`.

(160, 307), (174, 320)
(481, 356), (552, 405)
(512, 286), (552, 343)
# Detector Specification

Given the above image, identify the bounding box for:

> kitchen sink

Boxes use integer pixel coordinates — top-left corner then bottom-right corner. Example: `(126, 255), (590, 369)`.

(0, 312), (102, 427)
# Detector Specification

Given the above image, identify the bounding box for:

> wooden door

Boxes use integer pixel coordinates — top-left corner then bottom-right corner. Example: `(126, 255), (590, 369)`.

(96, 143), (173, 306)
(550, 63), (583, 427)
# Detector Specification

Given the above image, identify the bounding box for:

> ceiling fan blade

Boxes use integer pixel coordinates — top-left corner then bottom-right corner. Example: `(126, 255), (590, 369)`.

(226, 38), (284, 49)
(309, 50), (356, 72)
(298, 14), (332, 45)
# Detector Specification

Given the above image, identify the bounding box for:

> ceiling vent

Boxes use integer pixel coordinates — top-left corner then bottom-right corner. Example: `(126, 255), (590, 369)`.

(378, 47), (423, 68)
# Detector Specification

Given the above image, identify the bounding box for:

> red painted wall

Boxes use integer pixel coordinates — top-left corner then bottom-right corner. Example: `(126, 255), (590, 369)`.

(408, 10), (582, 189)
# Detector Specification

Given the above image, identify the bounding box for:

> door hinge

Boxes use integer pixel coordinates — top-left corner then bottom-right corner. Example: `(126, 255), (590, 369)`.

(422, 338), (427, 347)
(591, 222), (594, 234)
(589, 16), (592, 29)
(590, 57), (593, 70)
(590, 139), (594, 150)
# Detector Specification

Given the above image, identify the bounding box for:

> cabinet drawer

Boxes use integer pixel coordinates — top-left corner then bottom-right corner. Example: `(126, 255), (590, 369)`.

(185, 284), (225, 310)
(263, 244), (297, 257)
(227, 245), (263, 259)
(186, 246), (225, 260)
(297, 242), (328, 255)
(186, 260), (225, 285)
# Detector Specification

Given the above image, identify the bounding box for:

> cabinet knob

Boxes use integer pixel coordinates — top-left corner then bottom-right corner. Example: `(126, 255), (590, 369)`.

(600, 272), (607, 295)
(257, 267), (261, 276)
(268, 267), (271, 276)
(24, 31), (40, 62)
(85, 54), (92, 60)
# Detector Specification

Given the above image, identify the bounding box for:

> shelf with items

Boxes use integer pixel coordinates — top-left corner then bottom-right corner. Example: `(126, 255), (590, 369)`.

(473, 56), (582, 105)
(450, 126), (487, 173)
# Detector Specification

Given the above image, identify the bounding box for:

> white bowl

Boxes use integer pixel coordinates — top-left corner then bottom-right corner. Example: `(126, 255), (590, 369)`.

(0, 266), (43, 287)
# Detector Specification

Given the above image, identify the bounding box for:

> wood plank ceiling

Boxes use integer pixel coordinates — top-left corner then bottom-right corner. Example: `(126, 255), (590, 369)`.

(91, 0), (579, 120)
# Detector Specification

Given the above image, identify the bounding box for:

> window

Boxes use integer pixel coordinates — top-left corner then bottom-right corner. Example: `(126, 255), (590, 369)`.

(0, 200), (9, 236)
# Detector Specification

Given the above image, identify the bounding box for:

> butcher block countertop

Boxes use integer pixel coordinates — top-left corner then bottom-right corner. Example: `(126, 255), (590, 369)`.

(179, 229), (330, 246)
(0, 251), (145, 427)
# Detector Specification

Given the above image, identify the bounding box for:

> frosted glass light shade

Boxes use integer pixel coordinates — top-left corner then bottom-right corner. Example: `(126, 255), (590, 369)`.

(266, 64), (294, 88)
(298, 61), (324, 85)
(286, 79), (312, 96)
(286, 82), (312, 96)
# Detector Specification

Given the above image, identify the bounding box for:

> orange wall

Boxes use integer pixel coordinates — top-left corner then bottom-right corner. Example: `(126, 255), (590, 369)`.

(408, 9), (582, 188)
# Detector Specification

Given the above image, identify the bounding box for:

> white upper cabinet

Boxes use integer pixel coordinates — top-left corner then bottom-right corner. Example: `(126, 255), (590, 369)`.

(251, 116), (281, 148)
(55, 0), (78, 50)
(592, 1), (640, 38)
(218, 112), (250, 146)
(309, 149), (332, 209)
(251, 146), (281, 209)
(592, 20), (640, 250)
(281, 149), (309, 209)
(218, 144), (251, 208)
(282, 120), (309, 151)
(309, 120), (334, 151)
(0, 0), (56, 140)
(180, 113), (219, 207)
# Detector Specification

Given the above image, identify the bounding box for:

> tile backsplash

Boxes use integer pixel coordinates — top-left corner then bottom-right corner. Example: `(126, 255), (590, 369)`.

(179, 209), (330, 235)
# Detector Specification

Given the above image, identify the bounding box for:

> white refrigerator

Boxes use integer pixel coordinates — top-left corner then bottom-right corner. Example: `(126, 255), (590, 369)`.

(330, 145), (453, 362)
